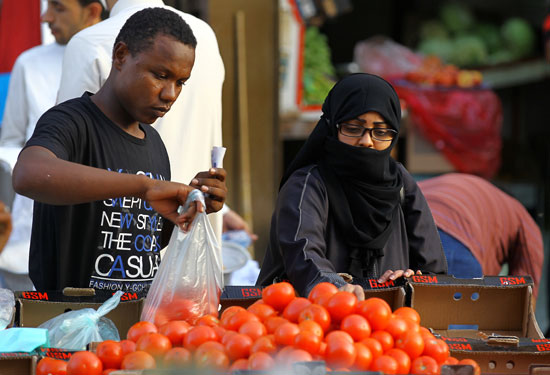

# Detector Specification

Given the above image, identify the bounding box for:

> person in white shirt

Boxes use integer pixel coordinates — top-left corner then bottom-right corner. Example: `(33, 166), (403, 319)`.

(0, 0), (105, 290)
(56, 0), (225, 242)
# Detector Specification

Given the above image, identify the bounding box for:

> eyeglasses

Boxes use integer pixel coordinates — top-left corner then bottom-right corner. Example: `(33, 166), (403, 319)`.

(337, 123), (397, 142)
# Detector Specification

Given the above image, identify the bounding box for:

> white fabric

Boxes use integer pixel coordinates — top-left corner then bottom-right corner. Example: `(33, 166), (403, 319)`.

(56, 0), (225, 241)
(0, 43), (65, 280)
(0, 43), (65, 147)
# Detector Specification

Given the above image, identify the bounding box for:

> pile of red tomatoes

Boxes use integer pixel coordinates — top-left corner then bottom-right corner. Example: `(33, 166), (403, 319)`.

(36, 281), (481, 374)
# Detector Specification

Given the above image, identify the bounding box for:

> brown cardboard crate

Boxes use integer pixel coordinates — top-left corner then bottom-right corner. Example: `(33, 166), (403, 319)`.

(356, 278), (407, 311)
(0, 353), (36, 375)
(15, 289), (144, 340)
(408, 275), (543, 339)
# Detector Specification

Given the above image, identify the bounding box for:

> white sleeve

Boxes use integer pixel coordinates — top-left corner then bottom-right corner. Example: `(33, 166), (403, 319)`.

(0, 59), (29, 147)
(56, 35), (112, 103)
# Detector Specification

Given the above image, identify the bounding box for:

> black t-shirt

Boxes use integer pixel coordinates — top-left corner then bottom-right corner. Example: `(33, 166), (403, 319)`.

(25, 93), (171, 293)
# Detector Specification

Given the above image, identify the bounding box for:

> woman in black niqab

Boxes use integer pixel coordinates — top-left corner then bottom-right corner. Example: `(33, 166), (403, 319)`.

(257, 73), (447, 298)
(282, 73), (403, 277)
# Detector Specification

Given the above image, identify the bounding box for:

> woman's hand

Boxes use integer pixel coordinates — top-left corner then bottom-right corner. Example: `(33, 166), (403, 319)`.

(339, 283), (365, 301)
(378, 269), (422, 284)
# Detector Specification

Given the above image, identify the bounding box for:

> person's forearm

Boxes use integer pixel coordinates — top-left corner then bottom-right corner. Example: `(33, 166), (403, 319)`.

(13, 146), (152, 205)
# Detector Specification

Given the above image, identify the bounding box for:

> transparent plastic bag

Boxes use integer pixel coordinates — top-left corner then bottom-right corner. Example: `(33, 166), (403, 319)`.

(38, 290), (122, 350)
(141, 190), (223, 326)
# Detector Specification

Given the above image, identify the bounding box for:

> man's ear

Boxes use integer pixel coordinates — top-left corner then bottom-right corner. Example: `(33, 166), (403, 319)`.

(112, 41), (129, 70)
(84, 2), (103, 26)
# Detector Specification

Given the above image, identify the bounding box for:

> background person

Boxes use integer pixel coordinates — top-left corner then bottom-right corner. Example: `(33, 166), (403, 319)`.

(256, 73), (447, 299)
(12, 8), (227, 292)
(0, 0), (106, 291)
(418, 173), (543, 300)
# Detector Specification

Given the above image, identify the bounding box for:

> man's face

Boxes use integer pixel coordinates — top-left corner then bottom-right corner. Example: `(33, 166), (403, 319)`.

(113, 34), (195, 125)
(41, 0), (97, 45)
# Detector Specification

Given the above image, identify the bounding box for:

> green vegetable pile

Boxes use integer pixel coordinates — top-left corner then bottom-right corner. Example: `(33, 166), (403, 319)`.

(302, 27), (336, 106)
(416, 2), (536, 67)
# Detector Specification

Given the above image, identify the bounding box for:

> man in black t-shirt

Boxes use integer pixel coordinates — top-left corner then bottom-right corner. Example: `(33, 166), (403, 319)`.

(12, 8), (227, 292)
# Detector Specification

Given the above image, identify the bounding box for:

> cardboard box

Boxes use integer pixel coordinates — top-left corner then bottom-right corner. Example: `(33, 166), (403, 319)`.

(220, 286), (263, 312)
(443, 337), (550, 374)
(15, 289), (145, 340)
(0, 352), (36, 375)
(354, 277), (407, 311)
(408, 275), (542, 339)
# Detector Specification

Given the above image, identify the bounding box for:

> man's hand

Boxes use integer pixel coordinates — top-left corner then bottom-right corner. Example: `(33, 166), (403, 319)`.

(339, 283), (365, 301)
(190, 168), (227, 213)
(0, 201), (12, 253)
(378, 269), (422, 284)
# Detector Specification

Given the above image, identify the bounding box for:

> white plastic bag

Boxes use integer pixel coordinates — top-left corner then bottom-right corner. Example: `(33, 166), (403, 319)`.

(141, 190), (223, 325)
(38, 291), (123, 350)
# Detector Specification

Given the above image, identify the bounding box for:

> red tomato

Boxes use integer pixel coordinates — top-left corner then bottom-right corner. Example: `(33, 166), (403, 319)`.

(340, 314), (371, 341)
(386, 348), (411, 375)
(325, 336), (357, 369)
(36, 357), (68, 375)
(183, 326), (217, 351)
(239, 320), (267, 341)
(226, 310), (260, 331)
(458, 359), (481, 375)
(284, 349), (313, 367)
(411, 355), (439, 375)
(163, 347), (191, 368)
(282, 297), (312, 322)
(394, 306), (421, 325)
(95, 340), (123, 369)
(353, 342), (373, 371)
(221, 330), (238, 346)
(194, 341), (225, 360)
(220, 305), (246, 323)
(371, 354), (399, 374)
(212, 325), (226, 342)
(228, 358), (249, 372)
(121, 351), (156, 370)
(298, 304), (331, 332)
(224, 333), (253, 361)
(442, 356), (459, 365)
(195, 349), (229, 370)
(158, 320), (190, 347)
(67, 351), (103, 375)
(274, 322), (300, 346)
(264, 316), (290, 334)
(326, 291), (357, 322)
(102, 370), (116, 375)
(299, 320), (324, 339)
(251, 335), (277, 355)
(262, 282), (296, 311)
(119, 340), (136, 357)
(248, 351), (275, 371)
(247, 302), (277, 322)
(356, 297), (392, 331)
(308, 282), (339, 304)
(386, 315), (409, 340)
(325, 330), (354, 344)
(371, 330), (394, 352)
(196, 314), (220, 327)
(361, 337), (383, 359)
(294, 330), (322, 355)
(135, 332), (173, 359)
(127, 321), (158, 343)
(168, 298), (201, 325)
(395, 331), (425, 360)
(423, 337), (450, 364)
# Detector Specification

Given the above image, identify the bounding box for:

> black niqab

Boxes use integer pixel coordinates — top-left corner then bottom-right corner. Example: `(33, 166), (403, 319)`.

(280, 73), (404, 277)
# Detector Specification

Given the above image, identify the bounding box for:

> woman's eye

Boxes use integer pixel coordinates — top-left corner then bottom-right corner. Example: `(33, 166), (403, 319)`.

(373, 129), (389, 137)
(345, 125), (363, 134)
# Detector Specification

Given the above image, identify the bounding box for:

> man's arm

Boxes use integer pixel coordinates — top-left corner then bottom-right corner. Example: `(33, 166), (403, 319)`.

(13, 146), (226, 229)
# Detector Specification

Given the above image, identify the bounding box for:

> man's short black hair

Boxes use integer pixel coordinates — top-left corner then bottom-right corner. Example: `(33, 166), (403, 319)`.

(78, 0), (109, 21)
(114, 7), (197, 56)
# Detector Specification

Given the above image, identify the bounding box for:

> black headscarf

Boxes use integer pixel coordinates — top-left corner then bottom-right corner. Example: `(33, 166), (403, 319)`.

(280, 73), (404, 277)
